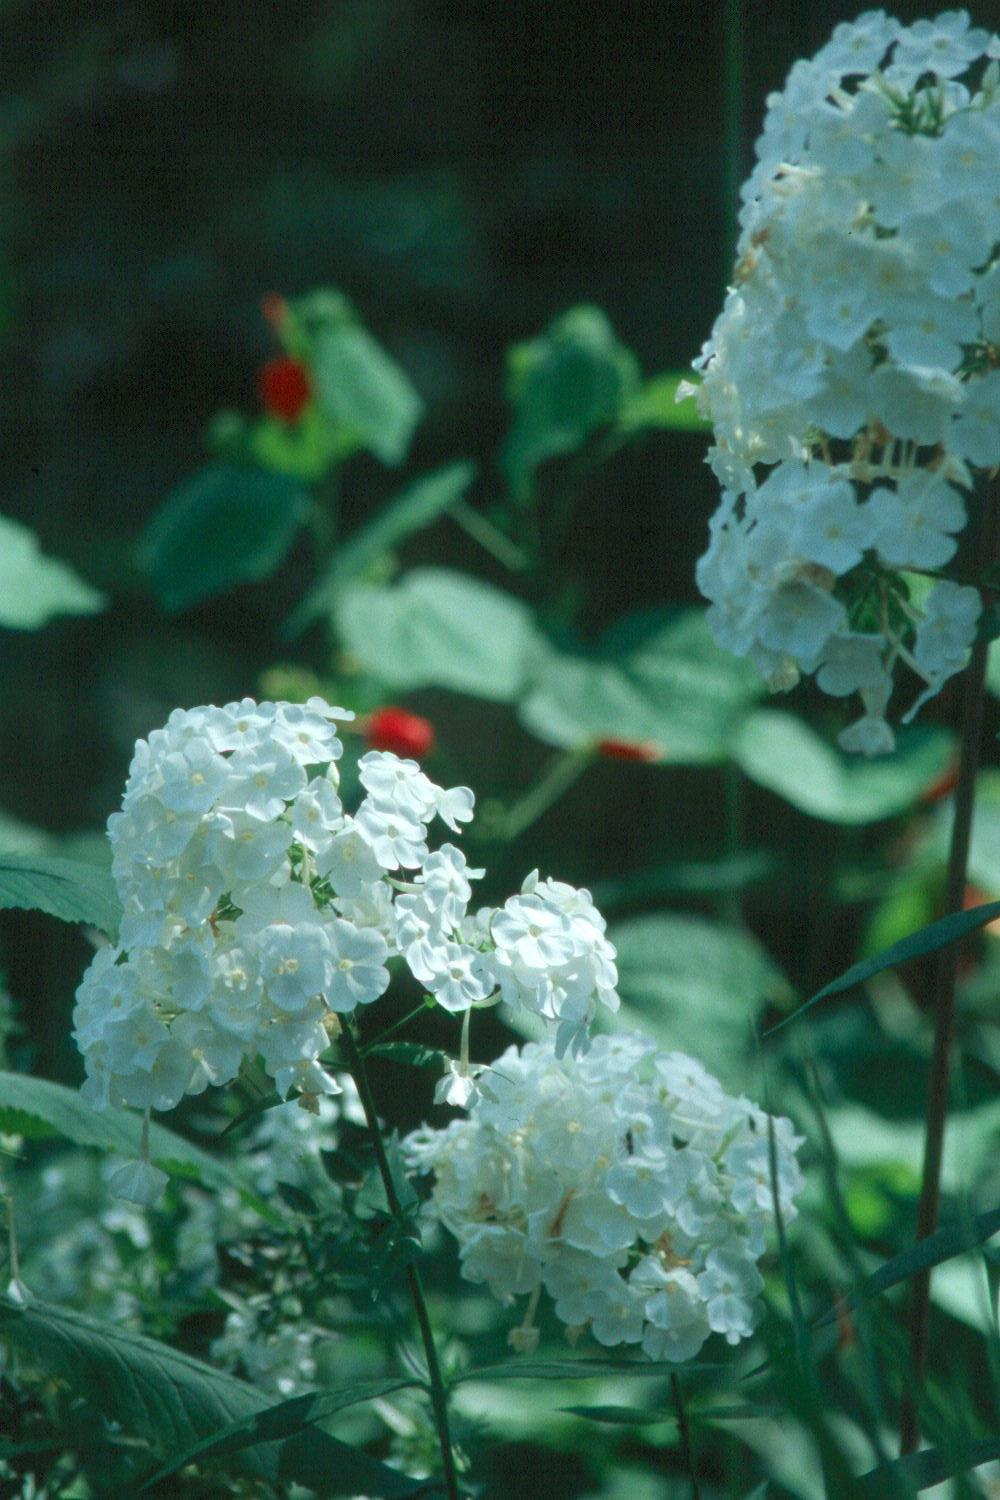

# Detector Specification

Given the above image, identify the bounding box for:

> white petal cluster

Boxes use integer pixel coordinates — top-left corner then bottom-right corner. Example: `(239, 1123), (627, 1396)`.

(74, 700), (621, 1113)
(692, 10), (1000, 751)
(480, 871), (621, 1057)
(405, 1033), (804, 1361)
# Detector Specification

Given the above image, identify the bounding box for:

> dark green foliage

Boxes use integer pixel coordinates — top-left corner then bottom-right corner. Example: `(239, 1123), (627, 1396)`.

(0, 854), (121, 937)
(142, 464), (309, 611)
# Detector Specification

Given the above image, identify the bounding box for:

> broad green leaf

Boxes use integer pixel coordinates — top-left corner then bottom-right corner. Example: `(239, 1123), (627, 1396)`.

(618, 371), (711, 432)
(0, 814), (54, 857)
(142, 463), (309, 612)
(292, 462), (475, 629)
(335, 567), (542, 702)
(502, 305), (640, 500)
(0, 1298), (424, 1497)
(818, 1098), (1000, 1239)
(0, 853), (120, 936)
(140, 1375), (423, 1490)
(0, 1071), (275, 1220)
(766, 897), (1000, 1035)
(857, 1436), (1000, 1494)
(312, 323), (423, 467)
(611, 913), (790, 1087)
(0, 514), (104, 629)
(734, 711), (955, 825)
(519, 607), (763, 764)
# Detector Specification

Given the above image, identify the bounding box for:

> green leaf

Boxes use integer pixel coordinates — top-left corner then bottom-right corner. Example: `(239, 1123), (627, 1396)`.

(0, 853), (120, 936)
(0, 514), (104, 629)
(766, 897), (1000, 1035)
(455, 1357), (725, 1382)
(518, 607), (763, 764)
(364, 1042), (450, 1070)
(142, 464), (309, 612)
(292, 462), (475, 629)
(249, 407), (353, 483)
(857, 1436), (1000, 1494)
(334, 567), (542, 702)
(502, 305), (641, 500)
(611, 913), (790, 1087)
(558, 1404), (676, 1426)
(987, 640), (1000, 699)
(139, 1375), (424, 1490)
(734, 711), (955, 825)
(618, 372), (711, 433)
(312, 324), (423, 467)
(815, 1198), (1000, 1329)
(0, 1298), (425, 1497)
(0, 1072), (274, 1221)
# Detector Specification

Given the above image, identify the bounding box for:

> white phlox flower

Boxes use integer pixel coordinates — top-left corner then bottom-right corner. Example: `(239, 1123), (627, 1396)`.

(75, 700), (621, 1114)
(691, 11), (1000, 751)
(405, 1032), (804, 1360)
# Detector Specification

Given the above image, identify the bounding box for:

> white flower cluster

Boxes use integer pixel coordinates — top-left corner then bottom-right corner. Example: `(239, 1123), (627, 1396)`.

(405, 1033), (803, 1361)
(74, 699), (621, 1112)
(691, 10), (1000, 753)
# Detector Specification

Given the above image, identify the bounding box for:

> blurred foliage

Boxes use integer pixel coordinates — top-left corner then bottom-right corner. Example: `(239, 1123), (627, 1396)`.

(1, 1), (1000, 1497)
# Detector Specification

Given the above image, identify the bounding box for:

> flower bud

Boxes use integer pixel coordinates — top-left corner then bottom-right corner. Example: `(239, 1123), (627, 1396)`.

(259, 356), (311, 423)
(366, 706), (436, 760)
(596, 736), (661, 763)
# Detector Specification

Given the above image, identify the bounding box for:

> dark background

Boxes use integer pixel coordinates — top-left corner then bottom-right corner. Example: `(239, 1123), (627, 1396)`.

(2, 0), (995, 1078)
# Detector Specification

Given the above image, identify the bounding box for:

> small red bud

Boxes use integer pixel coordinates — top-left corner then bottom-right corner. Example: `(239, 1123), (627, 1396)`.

(919, 760), (960, 806)
(258, 355), (311, 423)
(261, 293), (289, 330)
(366, 707), (436, 760)
(596, 736), (661, 763)
(833, 1297), (857, 1352)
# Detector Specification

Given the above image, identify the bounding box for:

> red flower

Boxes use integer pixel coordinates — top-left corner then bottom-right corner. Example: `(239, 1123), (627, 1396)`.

(596, 736), (661, 763)
(366, 707), (436, 760)
(258, 356), (311, 423)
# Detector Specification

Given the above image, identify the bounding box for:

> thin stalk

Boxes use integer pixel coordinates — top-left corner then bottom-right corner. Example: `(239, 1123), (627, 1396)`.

(501, 746), (594, 842)
(721, 0), (744, 284)
(900, 490), (997, 1455)
(447, 498), (530, 572)
(340, 1024), (461, 1499)
(671, 1373), (702, 1500)
(361, 999), (431, 1056)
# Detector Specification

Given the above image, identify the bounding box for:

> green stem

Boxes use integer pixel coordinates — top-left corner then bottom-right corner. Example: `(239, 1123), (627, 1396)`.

(340, 1024), (461, 1499)
(447, 498), (530, 572)
(721, 0), (744, 284)
(900, 488), (998, 1455)
(670, 1373), (701, 1500)
(361, 1000), (431, 1056)
(501, 746), (594, 842)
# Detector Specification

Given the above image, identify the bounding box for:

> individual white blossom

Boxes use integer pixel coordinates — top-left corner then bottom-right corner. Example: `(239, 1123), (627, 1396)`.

(689, 11), (1000, 751)
(75, 700), (622, 1114)
(405, 1032), (804, 1361)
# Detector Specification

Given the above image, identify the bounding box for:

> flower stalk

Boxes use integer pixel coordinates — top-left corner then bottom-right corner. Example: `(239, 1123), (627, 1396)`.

(341, 1023), (461, 1499)
(901, 481), (998, 1454)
